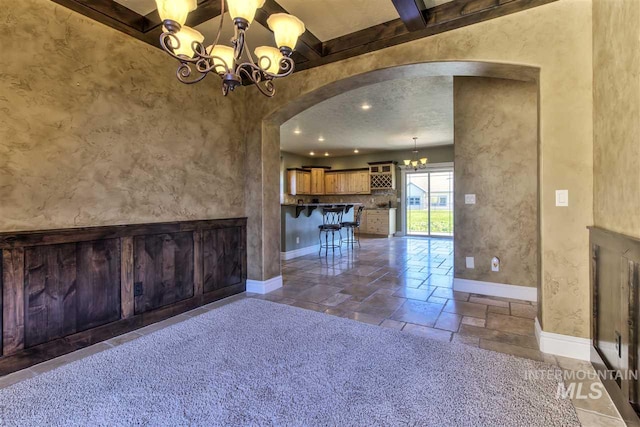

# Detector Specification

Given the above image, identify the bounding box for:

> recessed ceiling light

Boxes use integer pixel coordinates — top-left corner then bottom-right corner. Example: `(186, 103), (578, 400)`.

(310, 151), (315, 156)
(294, 129), (301, 135)
(324, 152), (329, 157)
(354, 149), (359, 153)
(318, 136), (325, 142)
(361, 103), (371, 110)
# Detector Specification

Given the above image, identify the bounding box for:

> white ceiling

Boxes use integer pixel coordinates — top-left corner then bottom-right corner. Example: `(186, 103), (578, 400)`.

(276, 0), (399, 41)
(280, 76), (454, 157)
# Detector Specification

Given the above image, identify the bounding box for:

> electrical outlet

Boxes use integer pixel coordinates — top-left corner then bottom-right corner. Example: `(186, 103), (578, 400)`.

(491, 257), (500, 272)
(465, 194), (476, 204)
(296, 236), (300, 244)
(465, 257), (475, 269)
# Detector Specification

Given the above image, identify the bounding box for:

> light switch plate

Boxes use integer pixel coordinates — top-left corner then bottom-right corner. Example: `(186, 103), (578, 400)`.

(465, 257), (475, 269)
(465, 194), (476, 205)
(555, 190), (569, 207)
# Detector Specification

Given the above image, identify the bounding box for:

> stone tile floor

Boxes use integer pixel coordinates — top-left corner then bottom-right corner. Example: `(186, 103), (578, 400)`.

(0, 237), (627, 425)
(250, 236), (627, 426)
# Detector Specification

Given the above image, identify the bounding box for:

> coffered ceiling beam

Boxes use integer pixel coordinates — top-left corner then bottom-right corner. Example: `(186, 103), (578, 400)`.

(391, 0), (428, 31)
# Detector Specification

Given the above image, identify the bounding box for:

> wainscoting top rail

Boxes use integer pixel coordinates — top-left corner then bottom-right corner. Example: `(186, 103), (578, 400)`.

(588, 226), (640, 262)
(0, 218), (248, 249)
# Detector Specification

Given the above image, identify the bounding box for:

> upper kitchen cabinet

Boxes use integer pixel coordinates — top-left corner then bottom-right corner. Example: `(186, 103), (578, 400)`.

(309, 167), (329, 195)
(287, 169), (311, 195)
(369, 161), (397, 190)
(325, 169), (370, 195)
(289, 167), (371, 195)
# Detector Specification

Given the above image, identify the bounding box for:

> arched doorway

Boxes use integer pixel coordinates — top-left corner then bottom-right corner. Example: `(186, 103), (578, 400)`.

(249, 60), (540, 320)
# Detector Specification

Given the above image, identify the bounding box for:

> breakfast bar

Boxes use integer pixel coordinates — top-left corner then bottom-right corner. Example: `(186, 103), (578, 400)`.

(281, 203), (396, 258)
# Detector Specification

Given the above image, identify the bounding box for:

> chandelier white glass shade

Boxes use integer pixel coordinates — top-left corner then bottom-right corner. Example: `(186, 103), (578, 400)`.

(267, 13), (305, 50)
(254, 46), (283, 74)
(156, 0), (197, 27)
(403, 137), (429, 171)
(227, 0), (265, 25)
(173, 26), (204, 58)
(156, 0), (305, 97)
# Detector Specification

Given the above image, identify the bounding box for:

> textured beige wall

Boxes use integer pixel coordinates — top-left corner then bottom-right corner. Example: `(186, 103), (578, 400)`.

(0, 0), (246, 232)
(248, 0), (592, 337)
(2, 0), (594, 337)
(593, 0), (640, 239)
(453, 77), (538, 288)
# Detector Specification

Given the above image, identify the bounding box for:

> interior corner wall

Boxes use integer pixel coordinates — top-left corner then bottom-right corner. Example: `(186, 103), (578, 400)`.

(453, 77), (538, 288)
(0, 0), (246, 232)
(593, 0), (640, 238)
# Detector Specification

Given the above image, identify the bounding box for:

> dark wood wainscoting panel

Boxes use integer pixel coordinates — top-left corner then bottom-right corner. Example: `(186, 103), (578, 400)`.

(76, 240), (122, 330)
(590, 227), (640, 425)
(203, 227), (244, 293)
(2, 248), (25, 356)
(0, 218), (246, 374)
(23, 239), (121, 348)
(133, 232), (195, 315)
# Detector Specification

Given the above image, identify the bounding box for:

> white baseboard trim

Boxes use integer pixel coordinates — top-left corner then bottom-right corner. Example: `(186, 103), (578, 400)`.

(246, 275), (283, 294)
(281, 245), (320, 260)
(535, 317), (591, 361)
(453, 278), (537, 302)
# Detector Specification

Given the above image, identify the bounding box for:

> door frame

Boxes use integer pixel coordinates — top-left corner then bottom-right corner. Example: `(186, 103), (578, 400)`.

(399, 162), (454, 237)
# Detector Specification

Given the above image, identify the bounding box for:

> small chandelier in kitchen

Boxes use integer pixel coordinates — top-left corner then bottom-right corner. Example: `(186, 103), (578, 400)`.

(156, 0), (305, 97)
(403, 137), (428, 171)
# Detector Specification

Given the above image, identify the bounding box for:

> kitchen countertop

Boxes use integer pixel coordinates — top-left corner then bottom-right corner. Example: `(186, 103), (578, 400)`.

(282, 203), (363, 207)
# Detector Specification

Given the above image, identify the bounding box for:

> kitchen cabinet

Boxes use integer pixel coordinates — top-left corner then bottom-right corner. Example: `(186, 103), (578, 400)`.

(352, 170), (370, 194)
(335, 172), (347, 194)
(360, 208), (396, 237)
(369, 161), (396, 190)
(324, 169), (370, 195)
(310, 168), (325, 194)
(324, 173), (336, 194)
(287, 169), (311, 195)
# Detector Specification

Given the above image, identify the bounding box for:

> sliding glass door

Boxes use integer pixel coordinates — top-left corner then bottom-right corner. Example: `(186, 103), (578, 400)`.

(406, 168), (454, 237)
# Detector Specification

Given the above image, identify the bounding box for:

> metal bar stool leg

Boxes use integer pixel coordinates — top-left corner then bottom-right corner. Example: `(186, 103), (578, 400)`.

(325, 231), (329, 256)
(351, 227), (354, 250)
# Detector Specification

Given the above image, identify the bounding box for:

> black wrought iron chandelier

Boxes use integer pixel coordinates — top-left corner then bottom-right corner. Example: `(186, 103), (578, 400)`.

(403, 137), (428, 171)
(156, 0), (305, 97)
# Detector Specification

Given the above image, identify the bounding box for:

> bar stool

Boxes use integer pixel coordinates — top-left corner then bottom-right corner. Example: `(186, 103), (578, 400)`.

(341, 206), (364, 249)
(319, 207), (344, 256)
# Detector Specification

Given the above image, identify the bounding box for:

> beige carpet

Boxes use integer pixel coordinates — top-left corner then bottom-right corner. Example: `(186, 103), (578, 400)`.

(0, 298), (579, 426)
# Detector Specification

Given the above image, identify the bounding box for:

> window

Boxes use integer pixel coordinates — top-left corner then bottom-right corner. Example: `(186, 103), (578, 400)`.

(438, 196), (447, 206)
(408, 196), (421, 207)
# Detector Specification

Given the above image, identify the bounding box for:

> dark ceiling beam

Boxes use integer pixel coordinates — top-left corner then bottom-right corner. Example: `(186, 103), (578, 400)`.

(254, 0), (324, 61)
(391, 0), (427, 31)
(301, 0), (557, 71)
